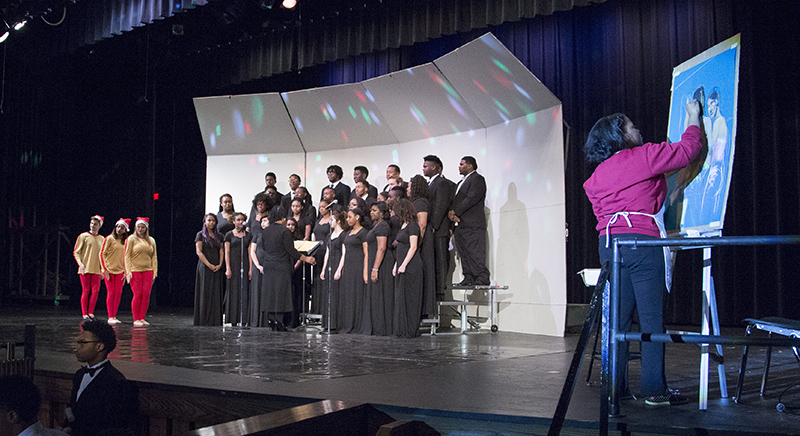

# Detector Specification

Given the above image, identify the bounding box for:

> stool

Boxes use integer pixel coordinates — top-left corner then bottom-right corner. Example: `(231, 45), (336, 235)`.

(438, 301), (477, 334)
(734, 317), (800, 403)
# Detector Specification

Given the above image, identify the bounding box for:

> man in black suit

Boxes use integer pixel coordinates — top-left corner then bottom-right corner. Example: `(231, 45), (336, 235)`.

(321, 165), (351, 207)
(280, 173), (302, 212)
(351, 166), (378, 200)
(66, 320), (137, 436)
(0, 375), (68, 436)
(448, 156), (490, 286)
(423, 155), (456, 299)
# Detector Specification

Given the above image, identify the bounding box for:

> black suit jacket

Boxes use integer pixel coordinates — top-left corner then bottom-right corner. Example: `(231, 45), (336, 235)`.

(69, 362), (137, 436)
(320, 182), (351, 208)
(280, 192), (294, 212)
(451, 172), (487, 229)
(350, 182), (378, 200)
(428, 175), (456, 237)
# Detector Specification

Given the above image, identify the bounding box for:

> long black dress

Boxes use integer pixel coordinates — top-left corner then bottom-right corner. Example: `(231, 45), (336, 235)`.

(340, 227), (368, 333)
(413, 197), (437, 318)
(364, 220), (395, 336)
(322, 230), (343, 330)
(258, 224), (303, 325)
(224, 229), (252, 325)
(249, 230), (265, 327)
(194, 231), (224, 326)
(216, 211), (235, 235)
(393, 221), (423, 338)
(311, 217), (331, 314)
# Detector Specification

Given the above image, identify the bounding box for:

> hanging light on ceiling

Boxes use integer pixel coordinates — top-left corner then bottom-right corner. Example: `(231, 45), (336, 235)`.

(281, 0), (296, 9)
(13, 20), (27, 31)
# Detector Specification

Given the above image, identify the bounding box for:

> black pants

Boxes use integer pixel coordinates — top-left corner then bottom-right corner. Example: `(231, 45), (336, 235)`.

(454, 225), (490, 285)
(598, 233), (667, 397)
(433, 235), (450, 298)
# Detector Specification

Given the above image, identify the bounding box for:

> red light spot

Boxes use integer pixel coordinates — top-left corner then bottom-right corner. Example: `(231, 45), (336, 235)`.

(244, 122), (251, 134)
(474, 80), (487, 93)
(354, 91), (366, 103)
(341, 129), (349, 142)
(505, 161), (511, 169)
(297, 163), (304, 171)
(249, 157), (256, 165)
(153, 193), (159, 200)
(427, 69), (442, 85)
(420, 127), (431, 138)
(320, 104), (327, 113)
(491, 70), (513, 89)
(552, 107), (560, 120)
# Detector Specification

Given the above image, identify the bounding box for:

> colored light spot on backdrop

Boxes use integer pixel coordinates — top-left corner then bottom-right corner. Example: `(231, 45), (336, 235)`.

(498, 111), (510, 123)
(492, 58), (511, 74)
(552, 107), (560, 120)
(494, 99), (509, 115)
(410, 105), (427, 124)
(491, 70), (513, 89)
(209, 134), (216, 149)
(451, 124), (461, 135)
(365, 90), (375, 102)
(516, 127), (525, 146)
(233, 110), (245, 138)
(448, 96), (465, 117)
(505, 160), (512, 169)
(294, 117), (304, 132)
(526, 113), (536, 125)
(525, 172), (533, 183)
(252, 96), (264, 125)
(258, 155), (268, 163)
(474, 80), (487, 93)
(480, 148), (487, 156)
(392, 150), (399, 159)
(326, 103), (336, 120)
(215, 125), (221, 136)
(320, 105), (331, 121)
(517, 100), (532, 115)
(369, 111), (381, 125)
(514, 83), (531, 100)
(316, 154), (322, 162)
(245, 122), (251, 134)
(429, 138), (436, 145)
(361, 107), (371, 125)
(297, 163), (304, 171)
(341, 130), (349, 142)
(349, 106), (357, 118)
(355, 90), (366, 102)
(249, 157), (256, 165)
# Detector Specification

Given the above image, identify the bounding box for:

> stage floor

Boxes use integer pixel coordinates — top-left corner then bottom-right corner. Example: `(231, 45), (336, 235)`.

(2, 304), (799, 435)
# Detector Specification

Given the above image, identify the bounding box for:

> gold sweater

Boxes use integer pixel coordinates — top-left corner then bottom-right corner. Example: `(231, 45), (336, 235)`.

(73, 232), (104, 275)
(101, 235), (126, 275)
(124, 236), (158, 277)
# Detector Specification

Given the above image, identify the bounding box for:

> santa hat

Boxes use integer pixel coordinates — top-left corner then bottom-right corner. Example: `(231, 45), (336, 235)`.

(135, 217), (150, 228)
(92, 215), (104, 226)
(116, 218), (131, 232)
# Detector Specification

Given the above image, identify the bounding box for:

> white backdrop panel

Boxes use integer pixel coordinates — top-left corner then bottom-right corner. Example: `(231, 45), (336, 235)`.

(363, 64), (485, 144)
(194, 93), (302, 156)
(205, 153), (306, 213)
(282, 84), (399, 152)
(434, 33), (561, 127)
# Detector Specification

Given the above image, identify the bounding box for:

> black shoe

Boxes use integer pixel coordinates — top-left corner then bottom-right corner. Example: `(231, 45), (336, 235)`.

(644, 390), (688, 406)
(455, 279), (474, 287)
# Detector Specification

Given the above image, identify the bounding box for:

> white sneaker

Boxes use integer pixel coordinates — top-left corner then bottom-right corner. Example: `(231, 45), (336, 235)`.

(107, 318), (120, 325)
(133, 320), (145, 327)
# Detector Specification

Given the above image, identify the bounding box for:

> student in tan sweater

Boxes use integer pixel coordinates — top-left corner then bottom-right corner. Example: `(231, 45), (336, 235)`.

(124, 217), (157, 327)
(100, 218), (130, 325)
(74, 215), (105, 320)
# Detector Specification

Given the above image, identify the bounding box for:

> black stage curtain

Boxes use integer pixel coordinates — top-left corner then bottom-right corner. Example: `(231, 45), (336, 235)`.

(2, 0), (799, 325)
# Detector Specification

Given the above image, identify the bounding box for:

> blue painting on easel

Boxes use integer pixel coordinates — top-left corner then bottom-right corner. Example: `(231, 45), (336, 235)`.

(665, 34), (740, 234)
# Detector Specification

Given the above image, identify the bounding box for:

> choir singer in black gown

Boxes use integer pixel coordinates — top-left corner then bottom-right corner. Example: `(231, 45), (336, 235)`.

(392, 199), (423, 338)
(224, 212), (251, 326)
(251, 207), (316, 330)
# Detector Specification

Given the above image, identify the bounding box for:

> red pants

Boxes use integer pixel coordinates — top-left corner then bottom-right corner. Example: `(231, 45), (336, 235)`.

(130, 271), (154, 321)
(104, 273), (125, 318)
(79, 273), (102, 317)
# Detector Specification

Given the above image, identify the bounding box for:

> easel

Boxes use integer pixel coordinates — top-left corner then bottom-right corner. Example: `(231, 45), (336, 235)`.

(675, 229), (728, 409)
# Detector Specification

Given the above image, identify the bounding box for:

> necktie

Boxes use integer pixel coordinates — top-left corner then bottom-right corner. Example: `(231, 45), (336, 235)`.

(80, 362), (107, 377)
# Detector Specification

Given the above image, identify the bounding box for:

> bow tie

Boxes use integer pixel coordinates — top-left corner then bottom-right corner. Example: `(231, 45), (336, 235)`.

(80, 363), (107, 377)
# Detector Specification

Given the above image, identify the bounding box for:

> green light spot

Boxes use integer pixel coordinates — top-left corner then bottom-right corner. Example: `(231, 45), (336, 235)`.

(525, 172), (533, 183)
(493, 99), (509, 115)
(252, 97), (264, 125)
(442, 82), (460, 100)
(316, 154), (322, 162)
(392, 150), (399, 158)
(429, 138), (436, 145)
(361, 107), (371, 125)
(450, 124), (461, 135)
(492, 58), (510, 74)
(526, 113), (536, 125)
(216, 125), (221, 136)
(480, 148), (487, 156)
(411, 104), (427, 124)
(517, 100), (532, 114)
(323, 111), (330, 121)
(349, 106), (357, 118)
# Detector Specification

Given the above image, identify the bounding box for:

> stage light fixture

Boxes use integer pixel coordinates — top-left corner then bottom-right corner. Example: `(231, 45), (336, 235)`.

(13, 20), (27, 31)
(281, 0), (296, 9)
(0, 31), (8, 43)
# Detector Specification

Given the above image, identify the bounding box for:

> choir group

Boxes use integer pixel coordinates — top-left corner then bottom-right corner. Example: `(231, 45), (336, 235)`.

(194, 155), (489, 337)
